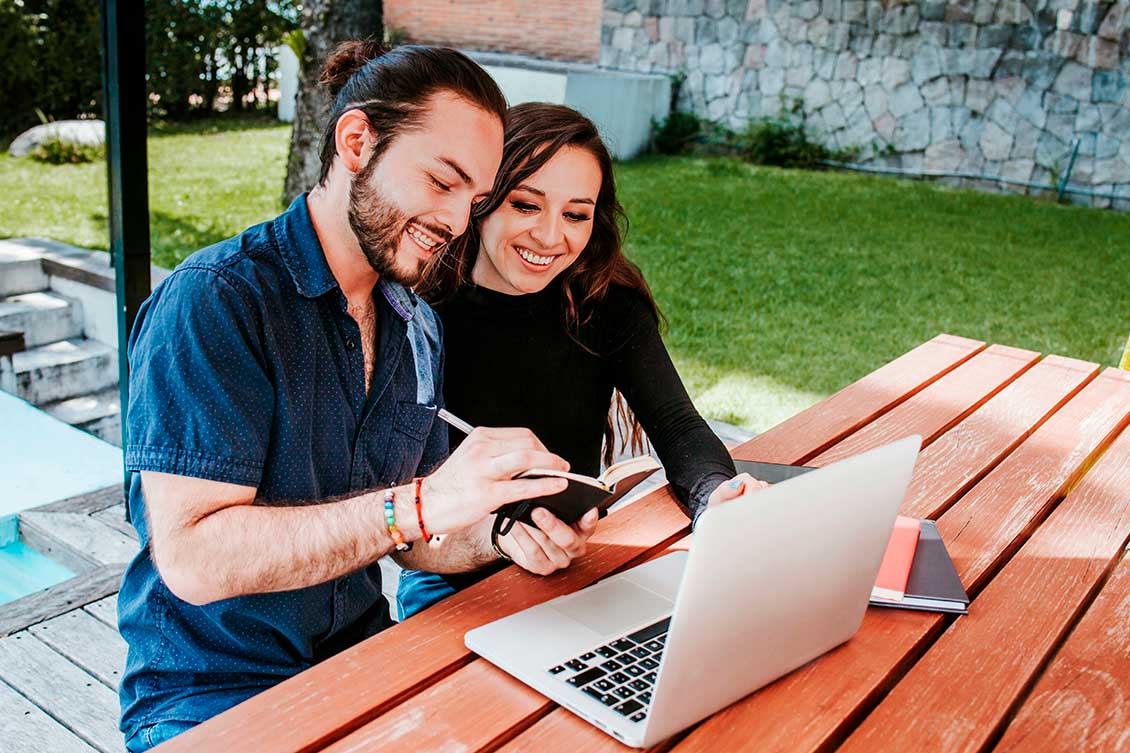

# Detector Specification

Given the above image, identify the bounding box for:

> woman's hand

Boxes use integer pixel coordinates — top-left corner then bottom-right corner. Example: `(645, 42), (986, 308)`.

(706, 472), (770, 509)
(497, 507), (599, 576)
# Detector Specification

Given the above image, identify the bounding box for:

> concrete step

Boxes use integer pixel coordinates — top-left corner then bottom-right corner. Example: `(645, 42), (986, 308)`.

(0, 244), (48, 297)
(0, 291), (83, 347)
(41, 387), (122, 447)
(11, 338), (117, 405)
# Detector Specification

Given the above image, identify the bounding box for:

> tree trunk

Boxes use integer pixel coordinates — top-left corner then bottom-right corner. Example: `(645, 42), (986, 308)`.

(282, 0), (382, 205)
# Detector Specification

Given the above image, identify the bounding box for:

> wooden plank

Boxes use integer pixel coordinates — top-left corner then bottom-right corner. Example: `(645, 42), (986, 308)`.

(938, 369), (1130, 596)
(90, 504), (139, 542)
(899, 354), (1098, 519)
(836, 415), (1130, 753)
(0, 631), (124, 753)
(810, 344), (1039, 465)
(83, 593), (119, 630)
(31, 485), (123, 515)
(0, 678), (100, 753)
(156, 334), (987, 753)
(658, 362), (1124, 753)
(159, 487), (694, 753)
(321, 660), (551, 753)
(732, 333), (985, 465)
(992, 551), (1130, 753)
(19, 517), (100, 574)
(20, 510), (139, 565)
(496, 707), (643, 753)
(29, 607), (127, 691)
(0, 565), (125, 637)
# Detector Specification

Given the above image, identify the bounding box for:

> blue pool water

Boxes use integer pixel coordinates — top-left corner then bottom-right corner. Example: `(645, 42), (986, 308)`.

(0, 516), (75, 604)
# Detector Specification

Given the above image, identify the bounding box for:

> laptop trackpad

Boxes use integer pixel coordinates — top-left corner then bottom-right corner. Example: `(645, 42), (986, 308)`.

(551, 579), (673, 637)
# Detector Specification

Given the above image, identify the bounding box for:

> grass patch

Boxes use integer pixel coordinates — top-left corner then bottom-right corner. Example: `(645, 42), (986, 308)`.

(1, 114), (289, 268)
(617, 157), (1130, 429)
(2, 121), (1127, 431)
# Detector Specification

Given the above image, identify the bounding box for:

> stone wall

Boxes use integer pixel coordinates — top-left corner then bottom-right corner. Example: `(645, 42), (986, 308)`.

(602, 1), (1130, 206)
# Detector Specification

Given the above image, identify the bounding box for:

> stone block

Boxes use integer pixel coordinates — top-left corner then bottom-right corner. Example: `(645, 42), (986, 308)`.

(958, 112), (984, 151)
(922, 76), (950, 105)
(896, 108), (931, 150)
(842, 0), (865, 22)
(707, 96), (731, 121)
(696, 17), (718, 44)
(978, 23), (1013, 48)
(857, 57), (883, 87)
(1084, 37), (1120, 70)
(945, 1), (974, 23)
(659, 16), (675, 41)
(647, 41), (671, 68)
(1075, 104), (1101, 132)
(965, 79), (993, 112)
(1045, 111), (1075, 143)
(675, 16), (696, 42)
(1091, 70), (1123, 103)
(1009, 25), (1042, 51)
(973, 0), (996, 24)
(705, 73), (729, 101)
(994, 1), (1032, 24)
(1011, 126), (1040, 159)
(993, 76), (1025, 104)
(864, 84), (889, 119)
(874, 111), (897, 141)
(969, 48), (1003, 77)
(645, 16), (660, 42)
(1092, 158), (1130, 185)
(1098, 3), (1125, 40)
(919, 21), (948, 46)
(949, 22), (977, 47)
(717, 16), (740, 43)
(760, 66), (785, 96)
(881, 58), (912, 90)
(705, 0), (726, 19)
(829, 22), (852, 51)
(1047, 30), (1084, 58)
(911, 45), (945, 83)
(815, 49), (838, 78)
(796, 0), (821, 20)
(871, 33), (895, 56)
(805, 78), (832, 110)
(980, 120), (1013, 160)
(823, 101), (848, 130)
(625, 10), (644, 27)
(1015, 88), (1048, 128)
(882, 4), (920, 35)
(941, 48), (970, 75)
(925, 139), (966, 170)
(835, 51), (858, 79)
(1044, 92), (1078, 114)
(604, 9), (625, 27)
(698, 43), (723, 73)
(930, 106), (955, 141)
(1076, 1), (1108, 34)
(1106, 106), (1130, 136)
(786, 65), (811, 88)
(921, 0), (947, 22)
(1000, 159), (1035, 184)
(1053, 62), (1092, 97)
(612, 27), (636, 51)
(1035, 131), (1067, 168)
(1095, 133), (1122, 161)
(890, 83), (927, 118)
(807, 16), (831, 47)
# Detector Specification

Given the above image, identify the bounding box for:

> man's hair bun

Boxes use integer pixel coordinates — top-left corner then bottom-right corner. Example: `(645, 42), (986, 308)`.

(319, 38), (390, 100)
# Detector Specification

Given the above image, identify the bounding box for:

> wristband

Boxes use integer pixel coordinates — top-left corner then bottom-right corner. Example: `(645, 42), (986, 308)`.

(490, 515), (512, 562)
(414, 477), (432, 543)
(384, 488), (412, 552)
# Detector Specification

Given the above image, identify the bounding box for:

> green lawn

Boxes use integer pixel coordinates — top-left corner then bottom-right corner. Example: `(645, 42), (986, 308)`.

(3, 118), (1128, 431)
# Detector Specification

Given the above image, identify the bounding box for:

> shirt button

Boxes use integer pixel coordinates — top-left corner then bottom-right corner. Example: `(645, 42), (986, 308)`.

(346, 339), (355, 350)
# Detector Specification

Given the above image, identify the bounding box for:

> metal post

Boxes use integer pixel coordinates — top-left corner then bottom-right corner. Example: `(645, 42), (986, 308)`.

(100, 0), (151, 503)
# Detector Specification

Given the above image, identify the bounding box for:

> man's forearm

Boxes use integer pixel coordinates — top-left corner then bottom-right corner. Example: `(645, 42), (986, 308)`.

(159, 485), (421, 604)
(393, 516), (499, 574)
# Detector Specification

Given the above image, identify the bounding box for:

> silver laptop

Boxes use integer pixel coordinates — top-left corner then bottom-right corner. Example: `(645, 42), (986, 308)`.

(465, 435), (921, 748)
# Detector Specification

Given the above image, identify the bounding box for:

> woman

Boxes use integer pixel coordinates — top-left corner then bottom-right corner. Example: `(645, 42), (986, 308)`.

(398, 103), (758, 618)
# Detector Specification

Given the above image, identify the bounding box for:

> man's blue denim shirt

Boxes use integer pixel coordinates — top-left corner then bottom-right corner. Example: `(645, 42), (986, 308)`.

(117, 195), (447, 741)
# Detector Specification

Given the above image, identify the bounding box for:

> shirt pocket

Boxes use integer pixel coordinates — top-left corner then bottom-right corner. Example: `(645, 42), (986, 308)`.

(377, 401), (437, 485)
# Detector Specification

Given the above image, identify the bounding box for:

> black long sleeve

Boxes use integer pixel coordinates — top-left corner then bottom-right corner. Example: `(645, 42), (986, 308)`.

(434, 281), (735, 522)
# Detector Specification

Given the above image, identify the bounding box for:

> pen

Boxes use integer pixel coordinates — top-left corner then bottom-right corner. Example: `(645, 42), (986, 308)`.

(437, 408), (475, 435)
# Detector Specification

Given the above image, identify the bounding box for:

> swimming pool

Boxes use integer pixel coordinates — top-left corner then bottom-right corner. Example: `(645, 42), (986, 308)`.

(0, 515), (75, 605)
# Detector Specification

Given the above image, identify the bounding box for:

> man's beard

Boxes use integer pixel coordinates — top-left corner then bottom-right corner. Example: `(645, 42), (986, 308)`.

(347, 158), (444, 287)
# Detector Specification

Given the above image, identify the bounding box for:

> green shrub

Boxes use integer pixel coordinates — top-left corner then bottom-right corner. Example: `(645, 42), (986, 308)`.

(737, 103), (858, 169)
(651, 110), (705, 155)
(31, 137), (105, 164)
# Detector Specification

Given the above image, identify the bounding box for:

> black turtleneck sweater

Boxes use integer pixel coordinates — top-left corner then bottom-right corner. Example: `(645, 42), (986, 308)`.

(432, 281), (735, 521)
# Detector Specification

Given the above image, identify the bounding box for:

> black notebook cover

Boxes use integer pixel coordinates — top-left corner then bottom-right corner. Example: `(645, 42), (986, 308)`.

(870, 520), (969, 614)
(732, 459), (816, 484)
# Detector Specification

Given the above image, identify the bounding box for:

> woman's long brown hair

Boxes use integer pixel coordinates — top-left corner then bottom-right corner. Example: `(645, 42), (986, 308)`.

(417, 102), (663, 465)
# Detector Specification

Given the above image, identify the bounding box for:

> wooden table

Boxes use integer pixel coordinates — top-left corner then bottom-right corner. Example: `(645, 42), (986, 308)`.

(158, 334), (1130, 753)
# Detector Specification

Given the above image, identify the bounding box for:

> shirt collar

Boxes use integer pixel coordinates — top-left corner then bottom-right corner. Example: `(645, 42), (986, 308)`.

(275, 194), (419, 321)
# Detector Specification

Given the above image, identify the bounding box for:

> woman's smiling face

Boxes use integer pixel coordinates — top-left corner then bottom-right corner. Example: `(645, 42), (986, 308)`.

(471, 145), (603, 295)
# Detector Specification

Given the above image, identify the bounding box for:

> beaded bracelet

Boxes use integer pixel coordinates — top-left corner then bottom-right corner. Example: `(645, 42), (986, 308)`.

(413, 477), (433, 543)
(384, 488), (412, 552)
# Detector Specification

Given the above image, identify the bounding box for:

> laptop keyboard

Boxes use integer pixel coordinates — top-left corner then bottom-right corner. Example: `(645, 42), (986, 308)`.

(547, 617), (670, 724)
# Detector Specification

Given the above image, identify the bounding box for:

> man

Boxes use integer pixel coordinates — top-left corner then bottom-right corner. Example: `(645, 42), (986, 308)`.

(118, 43), (596, 751)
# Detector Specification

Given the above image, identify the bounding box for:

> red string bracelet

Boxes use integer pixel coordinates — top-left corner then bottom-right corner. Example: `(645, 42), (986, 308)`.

(414, 477), (432, 543)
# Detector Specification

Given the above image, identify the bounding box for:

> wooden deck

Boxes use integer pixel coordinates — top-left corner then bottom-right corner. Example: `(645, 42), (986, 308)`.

(0, 422), (753, 752)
